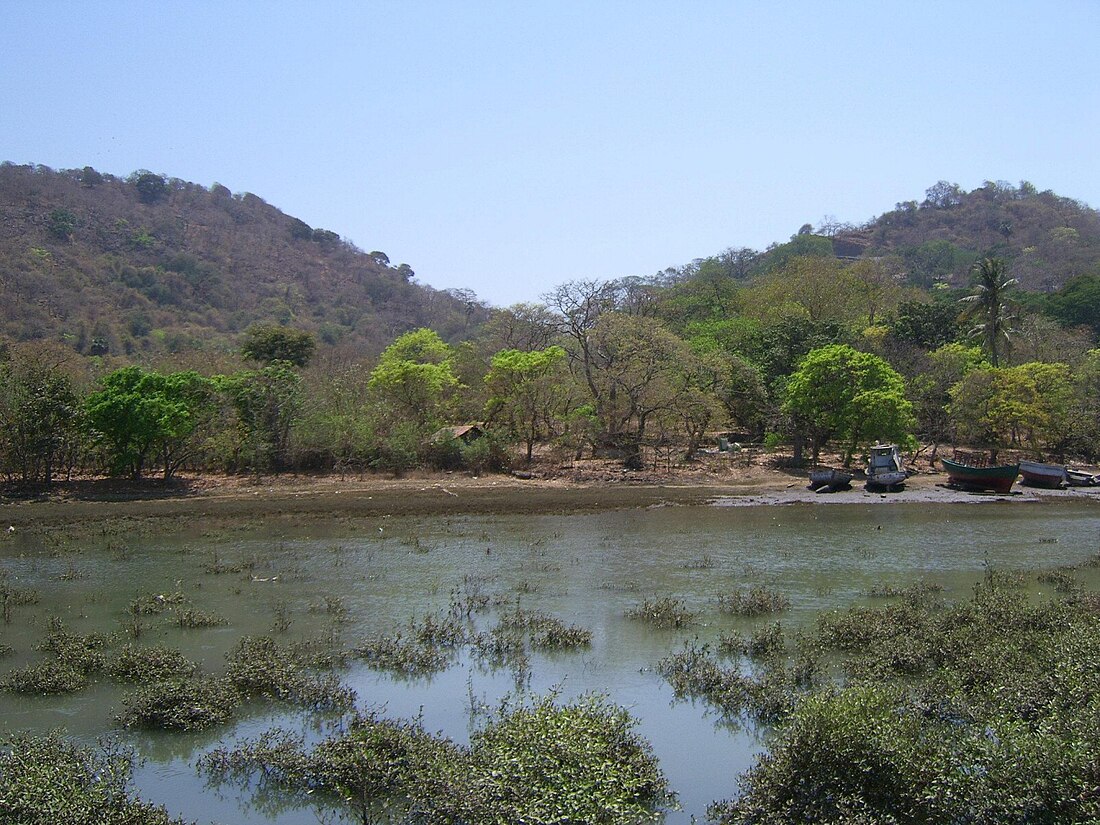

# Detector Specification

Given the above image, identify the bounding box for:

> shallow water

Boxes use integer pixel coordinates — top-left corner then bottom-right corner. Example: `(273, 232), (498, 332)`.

(1, 499), (1098, 823)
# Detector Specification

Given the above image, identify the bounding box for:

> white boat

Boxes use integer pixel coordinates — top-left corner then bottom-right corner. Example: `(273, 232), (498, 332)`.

(866, 444), (907, 491)
(1019, 460), (1067, 489)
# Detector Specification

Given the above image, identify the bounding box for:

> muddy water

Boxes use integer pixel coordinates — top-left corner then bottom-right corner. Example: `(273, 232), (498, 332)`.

(1, 500), (1098, 823)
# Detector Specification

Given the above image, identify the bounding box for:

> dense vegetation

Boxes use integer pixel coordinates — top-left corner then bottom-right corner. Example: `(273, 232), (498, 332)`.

(0, 732), (188, 825)
(0, 162), (487, 357)
(201, 695), (671, 824)
(1, 167), (1098, 477)
(3, 257), (1098, 484)
(701, 569), (1100, 823)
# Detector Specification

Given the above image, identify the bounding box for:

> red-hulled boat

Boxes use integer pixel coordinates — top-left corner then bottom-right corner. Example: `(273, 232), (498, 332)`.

(1019, 460), (1067, 489)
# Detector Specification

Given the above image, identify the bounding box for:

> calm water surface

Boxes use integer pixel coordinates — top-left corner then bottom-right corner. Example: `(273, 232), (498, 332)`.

(1, 499), (1098, 823)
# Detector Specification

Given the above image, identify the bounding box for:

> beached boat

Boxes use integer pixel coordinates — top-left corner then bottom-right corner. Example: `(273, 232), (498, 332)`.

(866, 444), (907, 491)
(1019, 460), (1067, 489)
(1066, 468), (1100, 487)
(808, 468), (853, 492)
(940, 457), (1019, 493)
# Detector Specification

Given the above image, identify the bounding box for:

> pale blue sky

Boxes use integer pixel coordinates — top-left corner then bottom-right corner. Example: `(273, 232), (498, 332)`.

(3, 2), (1098, 306)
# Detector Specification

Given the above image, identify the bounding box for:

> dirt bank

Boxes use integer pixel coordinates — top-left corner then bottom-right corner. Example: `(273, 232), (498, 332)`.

(2, 455), (1096, 532)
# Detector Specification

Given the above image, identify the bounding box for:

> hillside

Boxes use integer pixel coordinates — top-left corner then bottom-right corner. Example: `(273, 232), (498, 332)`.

(0, 162), (486, 358)
(839, 180), (1100, 290)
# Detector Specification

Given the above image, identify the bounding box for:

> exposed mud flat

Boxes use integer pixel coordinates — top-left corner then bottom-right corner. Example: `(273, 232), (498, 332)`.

(2, 464), (1096, 533)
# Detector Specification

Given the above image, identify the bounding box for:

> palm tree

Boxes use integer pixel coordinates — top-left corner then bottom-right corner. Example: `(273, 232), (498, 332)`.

(959, 257), (1017, 367)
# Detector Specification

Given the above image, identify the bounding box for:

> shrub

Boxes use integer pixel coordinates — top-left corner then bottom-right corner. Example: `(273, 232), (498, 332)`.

(717, 573), (1100, 823)
(717, 585), (791, 616)
(493, 607), (592, 650)
(128, 591), (186, 615)
(117, 677), (241, 731)
(201, 694), (672, 825)
(353, 632), (451, 676)
(460, 436), (508, 474)
(0, 732), (188, 824)
(440, 695), (671, 823)
(2, 659), (87, 694)
(225, 636), (355, 711)
(625, 596), (695, 628)
(172, 607), (228, 628)
(107, 644), (196, 683)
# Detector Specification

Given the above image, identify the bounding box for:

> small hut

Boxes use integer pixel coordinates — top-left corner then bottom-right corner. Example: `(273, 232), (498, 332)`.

(430, 423), (486, 446)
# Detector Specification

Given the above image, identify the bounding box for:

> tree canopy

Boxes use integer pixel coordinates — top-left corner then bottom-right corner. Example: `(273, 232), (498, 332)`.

(240, 324), (316, 367)
(783, 344), (915, 465)
(84, 366), (211, 479)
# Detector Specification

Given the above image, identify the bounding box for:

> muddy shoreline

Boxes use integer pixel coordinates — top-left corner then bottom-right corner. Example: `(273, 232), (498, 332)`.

(2, 466), (1096, 531)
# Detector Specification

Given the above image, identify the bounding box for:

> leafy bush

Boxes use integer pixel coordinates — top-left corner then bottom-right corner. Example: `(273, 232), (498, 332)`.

(658, 644), (796, 724)
(626, 596), (695, 628)
(493, 606), (592, 650)
(717, 585), (791, 616)
(127, 591), (185, 615)
(0, 732), (188, 824)
(116, 677), (240, 731)
(4, 625), (108, 693)
(424, 436), (462, 470)
(713, 573), (1100, 823)
(202, 694), (672, 824)
(439, 694), (670, 823)
(107, 644), (196, 683)
(172, 607), (228, 628)
(460, 435), (508, 474)
(225, 636), (355, 711)
(2, 659), (88, 694)
(353, 632), (451, 676)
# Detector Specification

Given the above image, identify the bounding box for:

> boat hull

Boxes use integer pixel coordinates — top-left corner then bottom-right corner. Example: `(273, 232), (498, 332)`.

(1066, 469), (1099, 487)
(1019, 460), (1066, 489)
(809, 469), (853, 491)
(866, 470), (907, 490)
(941, 458), (1019, 493)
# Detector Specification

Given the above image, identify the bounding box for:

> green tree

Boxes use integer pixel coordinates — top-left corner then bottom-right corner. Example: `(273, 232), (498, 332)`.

(1050, 273), (1100, 338)
(746, 256), (860, 325)
(78, 165), (104, 188)
(132, 171), (167, 204)
(949, 362), (1075, 460)
(891, 299), (960, 350)
(960, 257), (1018, 367)
(585, 314), (701, 468)
(1069, 350), (1100, 459)
(216, 362), (302, 472)
(908, 343), (987, 447)
(484, 345), (568, 462)
(47, 208), (77, 241)
(847, 258), (906, 327)
(85, 367), (211, 479)
(712, 352), (770, 437)
(783, 344), (915, 465)
(240, 324), (316, 367)
(367, 328), (459, 422)
(0, 351), (83, 483)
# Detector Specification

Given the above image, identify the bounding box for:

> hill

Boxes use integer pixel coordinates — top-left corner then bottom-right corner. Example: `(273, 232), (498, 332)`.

(824, 180), (1100, 290)
(0, 162), (487, 358)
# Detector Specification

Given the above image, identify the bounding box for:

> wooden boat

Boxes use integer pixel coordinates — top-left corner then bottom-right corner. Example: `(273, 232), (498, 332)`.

(808, 468), (853, 492)
(866, 444), (907, 491)
(940, 457), (1019, 493)
(1066, 469), (1099, 487)
(1019, 460), (1067, 489)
